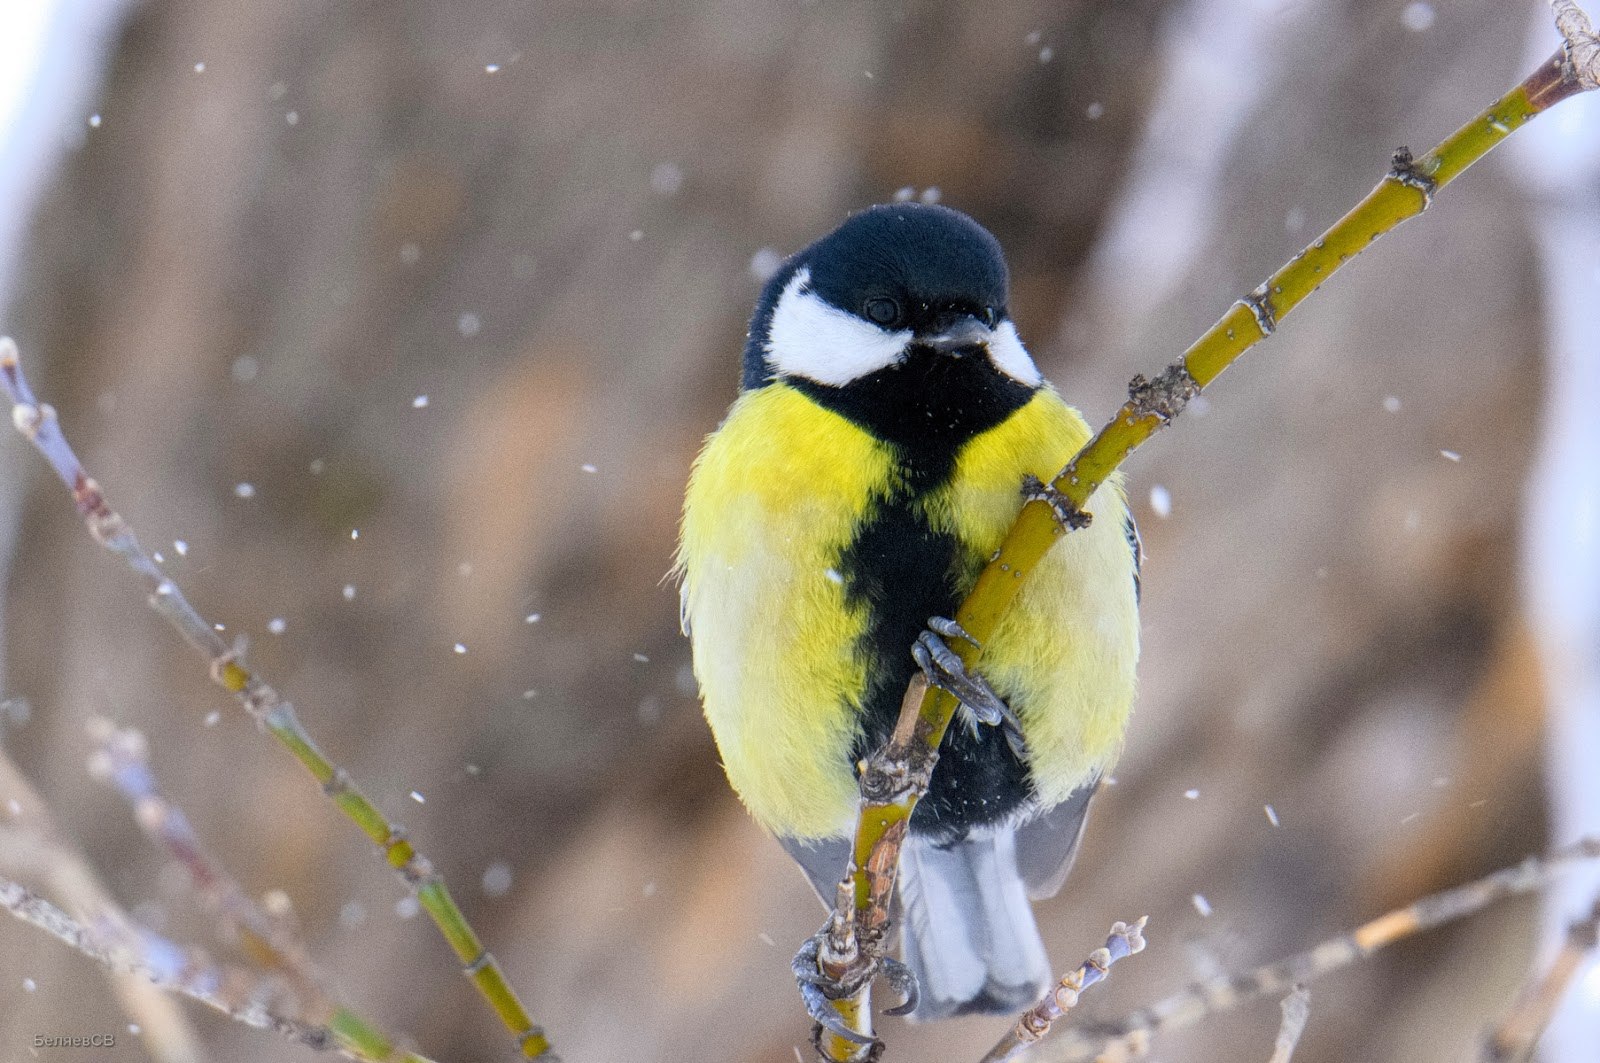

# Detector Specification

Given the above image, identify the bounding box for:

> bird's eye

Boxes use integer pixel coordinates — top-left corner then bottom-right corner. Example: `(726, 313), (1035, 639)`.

(982, 306), (1001, 327)
(863, 297), (900, 326)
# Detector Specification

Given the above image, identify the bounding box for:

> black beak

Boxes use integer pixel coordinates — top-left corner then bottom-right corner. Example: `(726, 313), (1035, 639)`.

(921, 315), (992, 353)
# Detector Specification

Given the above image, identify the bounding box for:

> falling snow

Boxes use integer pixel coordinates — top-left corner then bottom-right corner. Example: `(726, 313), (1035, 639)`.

(1401, 2), (1435, 32)
(1265, 804), (1280, 826)
(412, 394), (428, 408)
(410, 790), (425, 803)
(87, 113), (100, 128)
(231, 355), (259, 382)
(1184, 788), (1200, 800)
(456, 312), (481, 337)
(234, 482), (255, 499)
(749, 247), (783, 282)
(1384, 395), (1403, 413)
(342, 584), (356, 600)
(1440, 449), (1462, 462)
(173, 540), (188, 556)
(268, 617), (286, 634)
(395, 896), (420, 919)
(1192, 894), (1213, 916)
(525, 612), (541, 624)
(650, 162), (684, 195)
(1150, 484), (1172, 518)
(204, 711), (220, 727)
(482, 861), (513, 897)
(453, 643), (467, 654)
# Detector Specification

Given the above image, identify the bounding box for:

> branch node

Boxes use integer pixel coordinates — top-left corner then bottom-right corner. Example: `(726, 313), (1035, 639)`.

(1022, 474), (1092, 532)
(1553, 0), (1600, 89)
(1386, 146), (1437, 207)
(1127, 362), (1202, 423)
(1235, 286), (1278, 338)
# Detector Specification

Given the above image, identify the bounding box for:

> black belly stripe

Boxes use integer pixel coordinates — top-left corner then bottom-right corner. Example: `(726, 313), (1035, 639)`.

(837, 480), (1034, 844)
(788, 342), (1040, 842)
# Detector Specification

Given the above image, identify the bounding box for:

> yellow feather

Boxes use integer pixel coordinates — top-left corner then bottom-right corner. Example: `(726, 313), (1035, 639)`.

(931, 387), (1139, 810)
(678, 384), (892, 839)
(678, 383), (1139, 839)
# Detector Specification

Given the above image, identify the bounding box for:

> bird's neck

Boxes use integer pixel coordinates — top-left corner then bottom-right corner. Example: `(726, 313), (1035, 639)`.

(786, 347), (1036, 489)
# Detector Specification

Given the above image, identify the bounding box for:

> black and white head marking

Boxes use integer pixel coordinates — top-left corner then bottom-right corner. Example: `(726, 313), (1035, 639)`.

(742, 203), (1042, 393)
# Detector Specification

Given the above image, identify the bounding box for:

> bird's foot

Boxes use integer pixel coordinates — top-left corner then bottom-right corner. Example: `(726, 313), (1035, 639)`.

(914, 621), (1026, 758)
(792, 934), (919, 1043)
(1022, 473), (1092, 532)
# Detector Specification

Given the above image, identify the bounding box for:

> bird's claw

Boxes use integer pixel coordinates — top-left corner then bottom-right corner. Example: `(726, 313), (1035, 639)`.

(879, 955), (919, 1016)
(792, 935), (876, 1045)
(914, 625), (1024, 755)
(927, 615), (980, 649)
(1022, 473), (1091, 532)
(793, 933), (923, 1043)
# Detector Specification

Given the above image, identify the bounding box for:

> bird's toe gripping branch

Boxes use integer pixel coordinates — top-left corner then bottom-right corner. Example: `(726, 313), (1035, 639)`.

(793, 932), (917, 1048)
(914, 622), (1025, 758)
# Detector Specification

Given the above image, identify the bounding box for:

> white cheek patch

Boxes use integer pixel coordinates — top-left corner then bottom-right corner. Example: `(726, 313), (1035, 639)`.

(765, 269), (912, 386)
(986, 320), (1042, 387)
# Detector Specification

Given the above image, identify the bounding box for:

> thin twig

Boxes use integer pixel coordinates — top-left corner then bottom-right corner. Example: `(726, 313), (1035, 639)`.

(0, 337), (550, 1060)
(1032, 837), (1600, 1062)
(0, 874), (379, 1059)
(1267, 986), (1310, 1063)
(86, 719), (435, 1063)
(978, 918), (1146, 1063)
(1480, 893), (1600, 1063)
(1552, 0), (1600, 89)
(0, 734), (205, 1063)
(810, 5), (1600, 1054)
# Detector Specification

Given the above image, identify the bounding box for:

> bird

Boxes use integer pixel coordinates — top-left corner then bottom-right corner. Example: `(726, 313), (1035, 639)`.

(676, 202), (1140, 1026)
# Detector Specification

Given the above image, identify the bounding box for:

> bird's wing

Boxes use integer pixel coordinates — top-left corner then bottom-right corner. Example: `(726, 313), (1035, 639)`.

(1014, 781), (1098, 900)
(778, 834), (854, 906)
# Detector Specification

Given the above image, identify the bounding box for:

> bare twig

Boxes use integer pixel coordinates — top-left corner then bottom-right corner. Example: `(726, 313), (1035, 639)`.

(86, 719), (434, 1063)
(810, 4), (1600, 1054)
(0, 874), (376, 1059)
(0, 336), (551, 1060)
(1267, 986), (1310, 1063)
(1553, 0), (1600, 89)
(978, 918), (1146, 1063)
(0, 733), (204, 1063)
(1034, 837), (1600, 1062)
(1481, 893), (1600, 1063)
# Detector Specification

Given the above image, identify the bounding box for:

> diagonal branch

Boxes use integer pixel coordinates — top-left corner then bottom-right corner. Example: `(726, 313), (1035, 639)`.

(0, 337), (550, 1060)
(0, 874), (370, 1060)
(809, 6), (1600, 1056)
(86, 719), (435, 1063)
(1035, 837), (1600, 1062)
(978, 918), (1146, 1063)
(1480, 891), (1600, 1063)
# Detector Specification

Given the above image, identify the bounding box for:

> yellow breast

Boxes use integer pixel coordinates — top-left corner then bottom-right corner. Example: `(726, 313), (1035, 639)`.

(677, 383), (1139, 839)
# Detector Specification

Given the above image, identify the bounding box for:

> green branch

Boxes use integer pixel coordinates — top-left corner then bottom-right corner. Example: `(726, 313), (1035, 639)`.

(0, 339), (551, 1061)
(813, 14), (1600, 1059)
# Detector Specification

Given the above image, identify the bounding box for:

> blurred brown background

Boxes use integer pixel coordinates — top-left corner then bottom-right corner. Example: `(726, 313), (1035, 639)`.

(1, 0), (1594, 1061)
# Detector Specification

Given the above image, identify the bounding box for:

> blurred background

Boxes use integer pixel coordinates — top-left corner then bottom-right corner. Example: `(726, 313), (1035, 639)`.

(1, 0), (1597, 1061)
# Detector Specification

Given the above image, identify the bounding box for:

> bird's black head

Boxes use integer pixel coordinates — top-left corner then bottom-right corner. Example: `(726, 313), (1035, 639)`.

(743, 203), (1040, 462)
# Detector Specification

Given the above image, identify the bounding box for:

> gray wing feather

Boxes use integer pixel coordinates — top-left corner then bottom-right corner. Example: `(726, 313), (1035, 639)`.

(778, 835), (854, 907)
(1015, 781), (1098, 901)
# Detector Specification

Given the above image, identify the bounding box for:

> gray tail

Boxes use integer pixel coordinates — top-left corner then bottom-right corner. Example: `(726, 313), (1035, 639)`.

(898, 828), (1050, 1020)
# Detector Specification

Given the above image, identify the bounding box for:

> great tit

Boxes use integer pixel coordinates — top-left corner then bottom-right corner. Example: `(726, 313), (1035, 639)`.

(677, 203), (1140, 1020)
